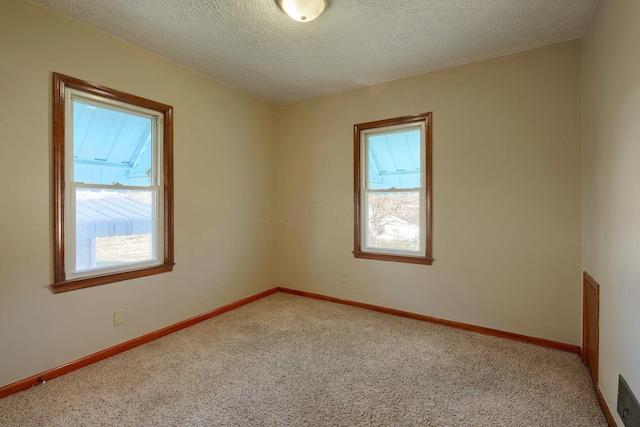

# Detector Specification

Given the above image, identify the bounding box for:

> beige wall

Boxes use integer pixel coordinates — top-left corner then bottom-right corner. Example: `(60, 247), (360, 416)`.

(1, 0), (588, 392)
(0, 0), (277, 388)
(277, 41), (583, 345)
(582, 1), (640, 423)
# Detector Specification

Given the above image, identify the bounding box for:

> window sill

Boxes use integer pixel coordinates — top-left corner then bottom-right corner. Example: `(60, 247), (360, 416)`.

(51, 263), (175, 294)
(353, 251), (434, 265)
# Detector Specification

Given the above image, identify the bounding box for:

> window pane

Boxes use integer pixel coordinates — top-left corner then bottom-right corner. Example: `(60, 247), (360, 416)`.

(366, 191), (420, 251)
(73, 100), (153, 186)
(75, 188), (156, 272)
(367, 128), (421, 190)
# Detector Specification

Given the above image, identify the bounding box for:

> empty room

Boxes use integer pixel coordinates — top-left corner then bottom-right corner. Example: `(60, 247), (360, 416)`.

(0, 0), (638, 425)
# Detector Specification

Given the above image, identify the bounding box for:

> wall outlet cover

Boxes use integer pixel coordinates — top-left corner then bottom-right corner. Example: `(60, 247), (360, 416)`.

(113, 309), (125, 326)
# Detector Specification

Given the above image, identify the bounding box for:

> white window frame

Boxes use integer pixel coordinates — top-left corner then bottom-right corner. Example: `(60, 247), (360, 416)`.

(361, 122), (426, 256)
(353, 113), (433, 265)
(64, 90), (165, 280)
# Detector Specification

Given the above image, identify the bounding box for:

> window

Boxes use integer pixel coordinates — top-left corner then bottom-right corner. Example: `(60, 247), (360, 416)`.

(52, 73), (174, 293)
(353, 113), (433, 264)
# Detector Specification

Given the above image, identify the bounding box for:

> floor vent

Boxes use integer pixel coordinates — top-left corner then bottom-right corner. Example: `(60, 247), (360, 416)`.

(618, 375), (640, 427)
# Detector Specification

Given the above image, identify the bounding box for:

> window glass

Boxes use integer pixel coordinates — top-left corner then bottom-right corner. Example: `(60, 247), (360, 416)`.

(75, 188), (156, 272)
(367, 128), (421, 190)
(72, 100), (153, 187)
(366, 191), (420, 252)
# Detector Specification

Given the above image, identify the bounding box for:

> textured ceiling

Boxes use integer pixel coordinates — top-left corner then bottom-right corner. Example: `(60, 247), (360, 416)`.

(30, 0), (598, 105)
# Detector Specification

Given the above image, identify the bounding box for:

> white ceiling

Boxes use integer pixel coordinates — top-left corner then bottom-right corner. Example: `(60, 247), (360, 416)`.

(30, 0), (598, 105)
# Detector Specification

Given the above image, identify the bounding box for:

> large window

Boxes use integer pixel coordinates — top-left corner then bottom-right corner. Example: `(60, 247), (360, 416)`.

(353, 113), (433, 264)
(52, 73), (174, 293)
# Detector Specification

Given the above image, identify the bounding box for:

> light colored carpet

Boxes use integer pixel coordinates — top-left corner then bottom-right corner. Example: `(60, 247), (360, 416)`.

(0, 293), (607, 426)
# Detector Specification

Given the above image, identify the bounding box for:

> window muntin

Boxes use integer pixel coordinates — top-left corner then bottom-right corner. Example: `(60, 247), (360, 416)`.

(52, 73), (174, 293)
(354, 113), (433, 265)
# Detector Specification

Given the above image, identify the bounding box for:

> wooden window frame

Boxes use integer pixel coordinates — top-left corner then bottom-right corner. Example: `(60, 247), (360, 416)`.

(353, 112), (433, 265)
(51, 73), (174, 293)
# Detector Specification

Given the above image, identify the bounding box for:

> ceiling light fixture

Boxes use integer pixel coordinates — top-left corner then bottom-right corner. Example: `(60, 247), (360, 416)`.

(277, 0), (326, 22)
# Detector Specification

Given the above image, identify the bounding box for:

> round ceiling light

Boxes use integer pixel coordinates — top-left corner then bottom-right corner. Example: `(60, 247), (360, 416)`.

(277, 0), (327, 22)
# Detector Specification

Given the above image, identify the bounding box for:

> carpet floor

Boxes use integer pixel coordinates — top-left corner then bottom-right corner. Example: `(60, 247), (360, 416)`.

(0, 293), (607, 426)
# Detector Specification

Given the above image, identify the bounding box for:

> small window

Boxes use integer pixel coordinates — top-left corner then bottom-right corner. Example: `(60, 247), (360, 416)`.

(52, 73), (174, 293)
(353, 113), (433, 264)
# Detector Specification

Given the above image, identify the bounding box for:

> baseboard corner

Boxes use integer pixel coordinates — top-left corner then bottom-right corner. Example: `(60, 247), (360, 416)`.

(596, 386), (618, 427)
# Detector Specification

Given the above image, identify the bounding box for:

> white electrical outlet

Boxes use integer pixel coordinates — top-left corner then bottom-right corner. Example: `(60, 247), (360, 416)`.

(340, 272), (348, 283)
(113, 309), (125, 326)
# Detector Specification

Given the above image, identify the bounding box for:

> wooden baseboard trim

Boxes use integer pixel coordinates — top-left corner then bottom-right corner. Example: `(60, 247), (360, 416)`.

(0, 287), (279, 400)
(596, 386), (618, 427)
(0, 286), (583, 400)
(278, 287), (581, 355)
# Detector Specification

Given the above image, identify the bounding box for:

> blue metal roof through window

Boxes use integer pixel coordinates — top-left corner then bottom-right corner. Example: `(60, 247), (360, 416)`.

(368, 128), (421, 190)
(76, 191), (153, 240)
(73, 100), (152, 187)
(73, 100), (154, 239)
